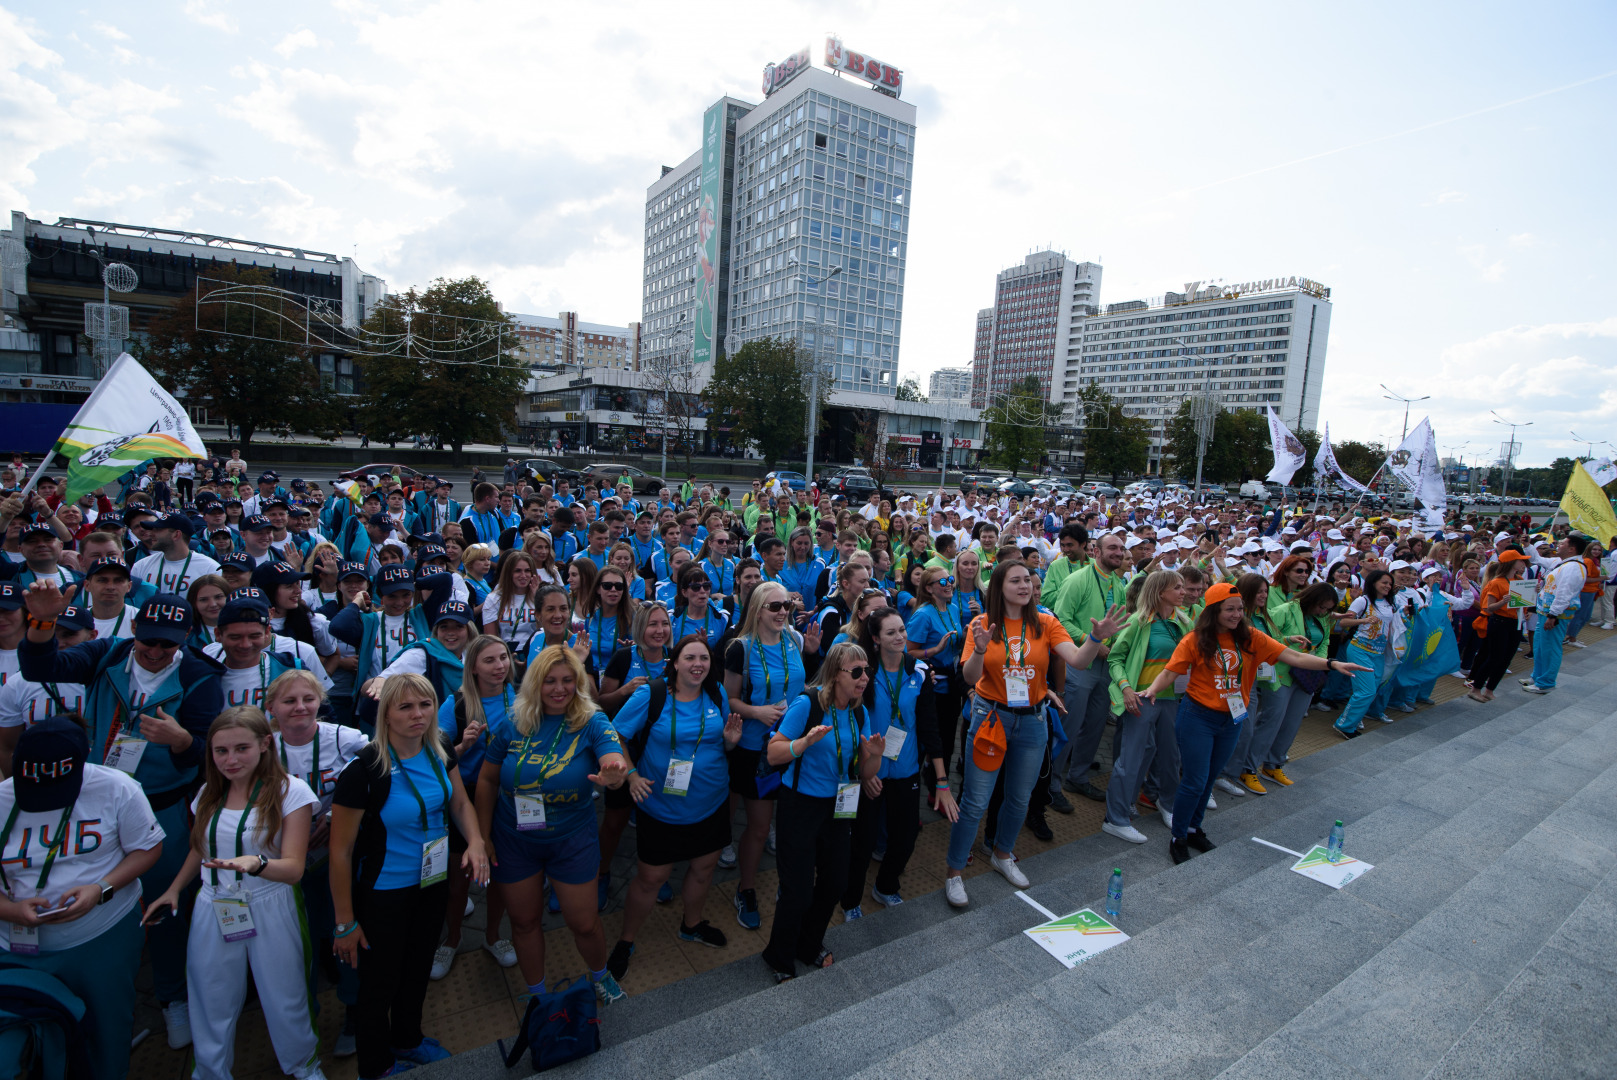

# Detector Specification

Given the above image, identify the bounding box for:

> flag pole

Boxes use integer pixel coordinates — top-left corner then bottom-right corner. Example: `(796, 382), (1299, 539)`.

(16, 352), (136, 500)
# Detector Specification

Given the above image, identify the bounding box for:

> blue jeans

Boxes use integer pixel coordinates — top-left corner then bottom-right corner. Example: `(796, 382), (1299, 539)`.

(1336, 644), (1384, 733)
(947, 696), (1050, 869)
(1171, 697), (1241, 840)
(1567, 592), (1596, 640)
(1532, 614), (1567, 689)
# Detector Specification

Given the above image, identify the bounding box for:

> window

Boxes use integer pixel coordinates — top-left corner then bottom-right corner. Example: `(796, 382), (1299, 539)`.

(815, 132), (827, 149)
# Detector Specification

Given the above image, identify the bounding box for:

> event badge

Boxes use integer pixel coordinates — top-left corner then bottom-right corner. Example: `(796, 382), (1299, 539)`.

(106, 735), (147, 775)
(420, 836), (449, 887)
(8, 923), (38, 956)
(1225, 692), (1248, 723)
(212, 893), (257, 942)
(1005, 668), (1032, 708)
(515, 793), (547, 831)
(1257, 663), (1275, 680)
(834, 782), (860, 819)
(663, 759), (694, 796)
(882, 726), (908, 761)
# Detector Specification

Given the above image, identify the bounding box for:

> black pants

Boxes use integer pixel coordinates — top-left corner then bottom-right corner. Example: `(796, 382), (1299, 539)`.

(764, 788), (850, 975)
(1457, 615), (1483, 672)
(1470, 616), (1521, 692)
(926, 676), (966, 791)
(842, 774), (920, 909)
(175, 478), (194, 504)
(986, 736), (1051, 840)
(355, 880), (448, 1078)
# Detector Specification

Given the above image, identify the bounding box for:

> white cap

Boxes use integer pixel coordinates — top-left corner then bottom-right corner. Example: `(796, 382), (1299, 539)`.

(1124, 535), (1144, 549)
(1261, 538), (1284, 553)
(1420, 565), (1443, 579)
(1290, 540), (1314, 553)
(1155, 527), (1174, 540)
(1236, 540), (1261, 555)
(1280, 526), (1298, 536)
(1494, 532), (1513, 543)
(1177, 536), (1199, 550)
(1388, 559), (1412, 571)
(1326, 529), (1346, 540)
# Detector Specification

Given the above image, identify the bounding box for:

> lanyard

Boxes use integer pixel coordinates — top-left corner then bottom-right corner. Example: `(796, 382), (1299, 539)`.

(941, 600), (963, 638)
(107, 608), (128, 640)
(207, 780), (263, 887)
(879, 664), (905, 726)
(0, 800), (75, 895)
(592, 612), (618, 659)
(1091, 565), (1121, 610)
(1003, 617), (1029, 670)
(668, 692), (709, 755)
(827, 705), (856, 781)
(676, 609), (713, 642)
(759, 636), (793, 702)
(279, 730), (321, 792)
(389, 746), (450, 835)
(513, 719), (571, 794)
(163, 552), (194, 592)
(1215, 641), (1245, 695)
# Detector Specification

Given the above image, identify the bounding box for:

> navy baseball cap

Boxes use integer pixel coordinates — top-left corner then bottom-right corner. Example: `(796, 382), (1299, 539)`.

(133, 595), (192, 644)
(251, 561), (309, 592)
(264, 497), (290, 511)
(85, 555), (131, 579)
(432, 599), (472, 626)
(415, 545), (449, 565)
(434, 478), (451, 490)
(0, 582), (24, 611)
(289, 506), (311, 518)
(14, 717), (88, 812)
(368, 512), (393, 529)
(151, 512), (193, 537)
(375, 564), (415, 596)
(240, 515), (272, 533)
(18, 521), (56, 541)
(290, 478), (308, 491)
(57, 605), (95, 633)
(217, 596), (270, 629)
(220, 553), (255, 573)
(258, 471), (279, 483)
(338, 561), (368, 581)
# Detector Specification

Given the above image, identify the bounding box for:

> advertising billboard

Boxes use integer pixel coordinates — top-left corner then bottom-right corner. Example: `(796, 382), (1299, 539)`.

(693, 102), (724, 365)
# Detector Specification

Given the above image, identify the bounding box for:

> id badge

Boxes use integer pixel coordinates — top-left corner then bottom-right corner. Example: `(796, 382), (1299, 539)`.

(1225, 692), (1248, 723)
(834, 782), (860, 819)
(8, 922), (39, 956)
(420, 836), (449, 887)
(106, 735), (147, 775)
(1257, 663), (1276, 680)
(1005, 670), (1031, 708)
(514, 793), (547, 830)
(882, 725), (908, 761)
(663, 758), (695, 796)
(212, 893), (257, 942)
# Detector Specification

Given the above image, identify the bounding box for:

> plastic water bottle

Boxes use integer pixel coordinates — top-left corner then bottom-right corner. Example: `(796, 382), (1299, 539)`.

(1327, 821), (1345, 864)
(1105, 868), (1123, 918)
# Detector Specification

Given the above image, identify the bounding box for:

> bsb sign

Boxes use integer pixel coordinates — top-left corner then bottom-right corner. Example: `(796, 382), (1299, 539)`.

(824, 36), (903, 98)
(762, 47), (812, 96)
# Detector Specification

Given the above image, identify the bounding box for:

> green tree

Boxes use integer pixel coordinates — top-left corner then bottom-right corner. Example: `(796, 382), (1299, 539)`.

(1331, 440), (1384, 486)
(895, 377), (925, 402)
(1075, 386), (1149, 481)
(136, 265), (344, 452)
(983, 376), (1056, 476)
(705, 337), (829, 467)
(356, 277), (526, 463)
(1163, 403), (1270, 483)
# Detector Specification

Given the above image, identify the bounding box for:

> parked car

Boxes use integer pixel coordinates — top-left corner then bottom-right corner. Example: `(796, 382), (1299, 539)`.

(1199, 484), (1229, 500)
(516, 458), (582, 486)
(763, 470), (807, 492)
(336, 463), (426, 484)
(997, 478), (1036, 498)
(1033, 479), (1078, 497)
(824, 472), (888, 502)
(581, 463), (662, 494)
(958, 473), (1004, 494)
(1078, 481), (1121, 497)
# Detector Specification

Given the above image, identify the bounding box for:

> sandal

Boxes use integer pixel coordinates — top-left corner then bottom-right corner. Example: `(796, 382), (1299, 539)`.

(812, 948), (833, 968)
(1466, 691), (1488, 703)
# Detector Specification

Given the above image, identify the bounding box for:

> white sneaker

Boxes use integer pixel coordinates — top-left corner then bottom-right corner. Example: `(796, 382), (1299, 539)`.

(1568, 640), (1587, 649)
(717, 843), (738, 869)
(163, 1001), (192, 1049)
(990, 853), (1030, 888)
(430, 944), (456, 980)
(464, 896), (475, 917)
(1102, 821), (1149, 844)
(483, 939), (518, 968)
(1206, 795), (1218, 810)
(302, 1068), (330, 1080)
(1600, 622), (1614, 631)
(1159, 806), (1173, 830)
(945, 875), (969, 908)
(1213, 777), (1246, 798)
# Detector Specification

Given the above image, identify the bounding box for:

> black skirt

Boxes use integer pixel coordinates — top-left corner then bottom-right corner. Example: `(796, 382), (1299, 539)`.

(634, 798), (732, 866)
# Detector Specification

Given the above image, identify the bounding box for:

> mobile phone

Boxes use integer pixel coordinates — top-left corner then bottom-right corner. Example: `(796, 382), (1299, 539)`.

(36, 896), (78, 918)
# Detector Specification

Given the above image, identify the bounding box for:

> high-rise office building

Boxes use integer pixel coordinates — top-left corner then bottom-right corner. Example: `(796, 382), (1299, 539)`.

(642, 39), (917, 397)
(929, 366), (971, 402)
(968, 251), (1101, 408)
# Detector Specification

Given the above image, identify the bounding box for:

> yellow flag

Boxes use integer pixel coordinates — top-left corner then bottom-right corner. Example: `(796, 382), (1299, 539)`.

(1560, 462), (1617, 544)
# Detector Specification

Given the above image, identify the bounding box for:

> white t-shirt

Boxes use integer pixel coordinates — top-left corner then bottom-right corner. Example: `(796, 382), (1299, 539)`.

(0, 678), (88, 729)
(274, 724), (368, 862)
(369, 613), (420, 676)
(301, 586), (342, 612)
(129, 550), (223, 595)
(269, 613), (340, 658)
(0, 766), (165, 952)
(190, 777), (319, 900)
(0, 649), (17, 688)
(94, 604), (141, 642)
(482, 590), (537, 649)
(204, 640), (333, 708)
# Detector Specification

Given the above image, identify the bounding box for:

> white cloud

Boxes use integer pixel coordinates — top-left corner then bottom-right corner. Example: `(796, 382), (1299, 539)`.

(1508, 232), (1538, 248)
(91, 21), (130, 41)
(273, 29), (320, 59)
(1423, 190), (1466, 206)
(183, 0), (238, 34)
(1460, 244), (1506, 283)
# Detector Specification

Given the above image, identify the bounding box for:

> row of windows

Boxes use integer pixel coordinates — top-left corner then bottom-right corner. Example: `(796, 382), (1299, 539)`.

(1084, 312), (1291, 344)
(1088, 298), (1295, 332)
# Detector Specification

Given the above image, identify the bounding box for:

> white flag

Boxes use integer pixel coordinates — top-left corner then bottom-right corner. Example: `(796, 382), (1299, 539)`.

(1313, 424), (1371, 495)
(1388, 418), (1446, 533)
(1265, 407), (1307, 486)
(1586, 457), (1616, 488)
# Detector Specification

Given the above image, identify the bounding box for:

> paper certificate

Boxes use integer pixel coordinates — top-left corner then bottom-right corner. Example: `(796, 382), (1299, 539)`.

(1023, 908), (1130, 969)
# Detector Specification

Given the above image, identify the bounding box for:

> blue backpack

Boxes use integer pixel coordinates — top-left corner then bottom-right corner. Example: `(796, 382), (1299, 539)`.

(0, 968), (92, 1080)
(499, 977), (601, 1072)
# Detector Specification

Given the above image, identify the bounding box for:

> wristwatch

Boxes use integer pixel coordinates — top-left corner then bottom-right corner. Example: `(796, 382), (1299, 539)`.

(247, 855), (270, 877)
(96, 879), (115, 905)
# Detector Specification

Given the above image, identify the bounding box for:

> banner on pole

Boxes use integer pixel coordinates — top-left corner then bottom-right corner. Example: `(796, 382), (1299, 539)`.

(1561, 462), (1617, 543)
(1313, 423), (1370, 495)
(1265, 407), (1307, 486)
(49, 353), (207, 504)
(1387, 418), (1447, 533)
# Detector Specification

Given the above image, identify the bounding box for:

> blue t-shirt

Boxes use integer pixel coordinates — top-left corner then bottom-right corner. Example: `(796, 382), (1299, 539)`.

(778, 560), (821, 601)
(896, 590), (919, 619)
(907, 603), (964, 669)
(483, 710), (622, 841)
(377, 748), (452, 889)
(776, 694), (872, 798)
(697, 557), (737, 597)
(437, 688), (512, 784)
(585, 611), (633, 673)
(612, 684), (732, 825)
(671, 606), (728, 648)
(724, 635), (806, 750)
(870, 662), (926, 781)
(525, 629), (580, 668)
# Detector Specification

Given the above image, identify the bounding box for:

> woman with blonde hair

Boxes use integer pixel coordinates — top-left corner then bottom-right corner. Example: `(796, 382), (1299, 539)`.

(762, 641), (884, 980)
(301, 542), (345, 610)
(145, 707), (323, 1080)
(475, 646), (630, 1005)
(329, 675), (488, 1078)
(483, 550), (540, 656)
(459, 543), (495, 608)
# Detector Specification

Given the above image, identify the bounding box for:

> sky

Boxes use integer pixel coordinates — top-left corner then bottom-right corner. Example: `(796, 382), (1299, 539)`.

(5, 1), (1616, 467)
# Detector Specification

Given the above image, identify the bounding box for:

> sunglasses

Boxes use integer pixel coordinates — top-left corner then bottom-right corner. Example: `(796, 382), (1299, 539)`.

(686, 580), (712, 592)
(845, 665), (870, 680)
(598, 581), (624, 591)
(761, 600), (791, 612)
(935, 576), (956, 587)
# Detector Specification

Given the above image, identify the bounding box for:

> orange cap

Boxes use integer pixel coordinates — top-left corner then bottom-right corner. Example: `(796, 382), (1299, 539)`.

(1498, 550), (1528, 563)
(1204, 582), (1240, 606)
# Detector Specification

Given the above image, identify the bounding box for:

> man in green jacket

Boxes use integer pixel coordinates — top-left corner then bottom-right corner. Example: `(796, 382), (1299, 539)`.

(1041, 524), (1091, 608)
(1051, 531), (1129, 802)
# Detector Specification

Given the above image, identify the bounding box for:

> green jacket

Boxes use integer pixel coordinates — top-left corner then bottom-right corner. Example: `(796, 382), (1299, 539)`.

(1254, 593), (1305, 689)
(1053, 563), (1127, 643)
(1041, 556), (1087, 607)
(1107, 610), (1192, 716)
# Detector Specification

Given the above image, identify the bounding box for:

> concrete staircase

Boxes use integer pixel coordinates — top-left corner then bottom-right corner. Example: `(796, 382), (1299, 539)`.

(429, 643), (1617, 1080)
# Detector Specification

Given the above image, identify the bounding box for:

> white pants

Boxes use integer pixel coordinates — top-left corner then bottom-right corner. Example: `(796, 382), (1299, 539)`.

(1592, 584), (1616, 626)
(187, 881), (320, 1080)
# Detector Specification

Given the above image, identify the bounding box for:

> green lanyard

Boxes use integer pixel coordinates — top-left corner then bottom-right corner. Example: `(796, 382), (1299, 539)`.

(759, 636), (793, 702)
(880, 665), (905, 727)
(383, 616), (415, 666)
(163, 552), (194, 593)
(1003, 617), (1029, 671)
(0, 800), (75, 895)
(592, 612), (618, 656)
(208, 780), (263, 887)
(668, 692), (709, 755)
(513, 720), (571, 795)
(107, 608), (128, 640)
(279, 731), (320, 793)
(827, 705), (857, 781)
(1092, 565), (1121, 611)
(677, 609), (713, 642)
(388, 746), (450, 835)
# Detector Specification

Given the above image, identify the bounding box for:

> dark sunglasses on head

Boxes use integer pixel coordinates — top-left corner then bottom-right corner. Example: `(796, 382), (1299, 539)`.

(761, 600), (791, 613)
(598, 581), (624, 591)
(845, 665), (870, 680)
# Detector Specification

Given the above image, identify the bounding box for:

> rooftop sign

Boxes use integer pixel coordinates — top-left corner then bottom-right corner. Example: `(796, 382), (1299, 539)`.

(762, 47), (812, 96)
(825, 36), (902, 98)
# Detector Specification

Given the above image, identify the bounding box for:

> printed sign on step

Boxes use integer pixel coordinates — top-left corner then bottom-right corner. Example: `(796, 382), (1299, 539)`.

(1290, 844), (1372, 889)
(1023, 908), (1129, 969)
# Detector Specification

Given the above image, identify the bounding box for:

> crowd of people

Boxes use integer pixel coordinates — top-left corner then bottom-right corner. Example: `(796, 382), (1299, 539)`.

(0, 448), (1610, 1079)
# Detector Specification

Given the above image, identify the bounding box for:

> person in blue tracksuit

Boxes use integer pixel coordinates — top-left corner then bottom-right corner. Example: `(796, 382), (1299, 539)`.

(16, 585), (222, 1051)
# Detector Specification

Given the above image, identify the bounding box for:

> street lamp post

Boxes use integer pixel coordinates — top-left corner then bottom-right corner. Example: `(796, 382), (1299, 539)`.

(1380, 384), (1430, 443)
(1491, 411), (1532, 500)
(803, 265), (844, 488)
(1571, 430), (1595, 460)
